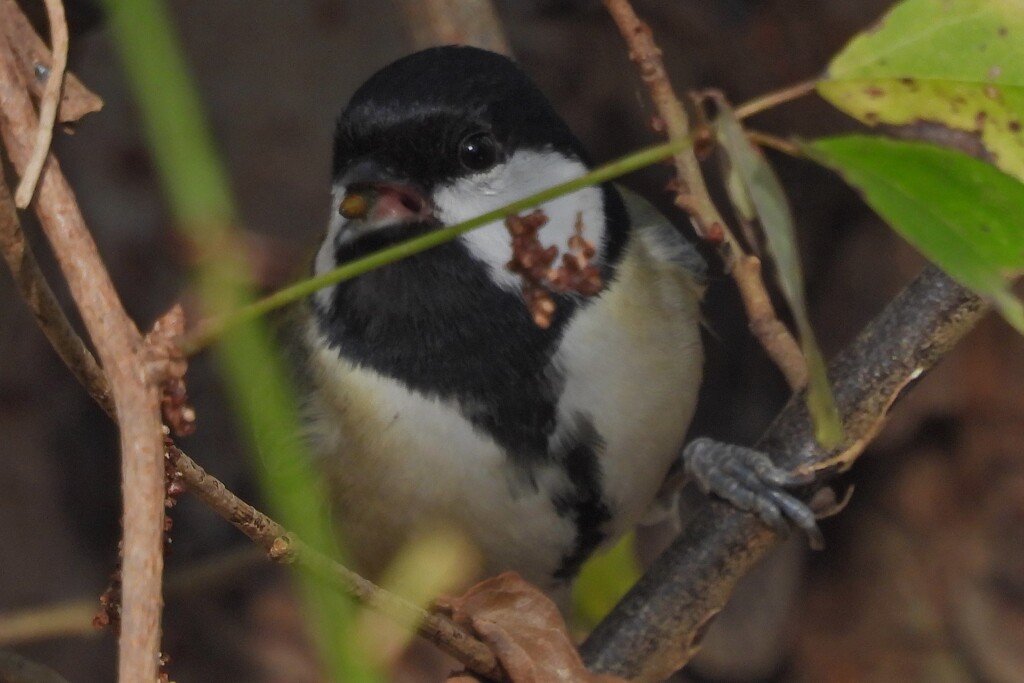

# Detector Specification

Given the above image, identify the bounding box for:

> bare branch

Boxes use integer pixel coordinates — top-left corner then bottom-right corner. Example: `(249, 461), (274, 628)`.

(0, 162), (114, 415)
(167, 446), (506, 681)
(581, 265), (988, 681)
(603, 0), (808, 391)
(734, 79), (818, 120)
(13, 0), (68, 207)
(0, 0), (101, 124)
(0, 10), (165, 680)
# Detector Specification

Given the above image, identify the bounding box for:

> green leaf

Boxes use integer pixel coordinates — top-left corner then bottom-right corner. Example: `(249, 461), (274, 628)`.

(573, 532), (641, 630)
(102, 0), (379, 680)
(818, 0), (1024, 182)
(716, 105), (843, 447)
(807, 135), (1024, 332)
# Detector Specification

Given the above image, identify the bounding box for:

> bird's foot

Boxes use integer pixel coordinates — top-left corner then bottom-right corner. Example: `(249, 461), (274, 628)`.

(682, 437), (824, 549)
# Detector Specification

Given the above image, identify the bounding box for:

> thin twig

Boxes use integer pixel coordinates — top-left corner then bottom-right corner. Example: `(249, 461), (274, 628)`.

(734, 254), (808, 387)
(581, 265), (988, 681)
(0, 14), (165, 682)
(603, 0), (808, 391)
(746, 129), (803, 158)
(178, 136), (693, 354)
(0, 546), (264, 646)
(0, 13), (507, 678)
(168, 447), (506, 682)
(734, 79), (818, 120)
(0, 162), (114, 415)
(0, 0), (101, 124)
(13, 0), (67, 207)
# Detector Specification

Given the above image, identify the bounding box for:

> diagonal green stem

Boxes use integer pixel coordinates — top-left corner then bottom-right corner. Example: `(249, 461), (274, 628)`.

(181, 136), (694, 355)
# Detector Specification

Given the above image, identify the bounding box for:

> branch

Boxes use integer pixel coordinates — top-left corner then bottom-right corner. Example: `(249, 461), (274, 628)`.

(0, 10), (165, 681)
(603, 0), (808, 391)
(13, 0), (67, 207)
(0, 0), (101, 124)
(167, 446), (506, 682)
(734, 79), (818, 120)
(0, 547), (265, 646)
(0, 163), (114, 415)
(580, 264), (988, 681)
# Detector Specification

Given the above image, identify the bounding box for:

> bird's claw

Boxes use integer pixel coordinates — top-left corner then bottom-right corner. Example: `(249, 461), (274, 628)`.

(682, 437), (824, 549)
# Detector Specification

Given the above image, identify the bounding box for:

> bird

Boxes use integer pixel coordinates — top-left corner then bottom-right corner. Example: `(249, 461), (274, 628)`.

(296, 45), (817, 603)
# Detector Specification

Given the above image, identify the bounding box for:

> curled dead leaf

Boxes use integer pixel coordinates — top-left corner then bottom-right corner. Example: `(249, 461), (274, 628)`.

(438, 572), (628, 683)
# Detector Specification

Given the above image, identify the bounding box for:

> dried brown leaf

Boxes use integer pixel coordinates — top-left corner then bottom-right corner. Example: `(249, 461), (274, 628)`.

(438, 573), (627, 683)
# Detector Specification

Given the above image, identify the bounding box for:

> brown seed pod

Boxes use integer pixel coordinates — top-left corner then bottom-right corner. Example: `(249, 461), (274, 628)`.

(505, 210), (603, 327)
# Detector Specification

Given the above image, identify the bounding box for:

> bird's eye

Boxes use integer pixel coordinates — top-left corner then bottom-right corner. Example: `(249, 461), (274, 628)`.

(458, 132), (498, 172)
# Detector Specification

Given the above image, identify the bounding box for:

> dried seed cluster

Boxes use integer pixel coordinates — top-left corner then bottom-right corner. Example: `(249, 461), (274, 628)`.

(505, 210), (602, 328)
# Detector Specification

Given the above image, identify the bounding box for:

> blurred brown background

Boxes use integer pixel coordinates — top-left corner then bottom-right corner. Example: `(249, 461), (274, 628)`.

(2, 1), (1023, 681)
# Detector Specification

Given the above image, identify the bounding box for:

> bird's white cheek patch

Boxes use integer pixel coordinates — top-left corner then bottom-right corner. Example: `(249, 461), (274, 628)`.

(433, 150), (607, 291)
(312, 185), (351, 312)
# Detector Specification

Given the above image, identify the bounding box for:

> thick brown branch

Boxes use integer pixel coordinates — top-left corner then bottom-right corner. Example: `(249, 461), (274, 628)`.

(0, 13), (164, 682)
(580, 265), (988, 681)
(168, 447), (506, 682)
(603, 0), (807, 391)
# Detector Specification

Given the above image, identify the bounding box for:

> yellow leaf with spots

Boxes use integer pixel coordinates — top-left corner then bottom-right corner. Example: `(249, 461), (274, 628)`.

(818, 0), (1024, 181)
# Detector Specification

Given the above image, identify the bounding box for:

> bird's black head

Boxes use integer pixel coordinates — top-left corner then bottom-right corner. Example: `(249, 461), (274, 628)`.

(310, 47), (633, 449)
(314, 45), (629, 302)
(332, 45), (591, 186)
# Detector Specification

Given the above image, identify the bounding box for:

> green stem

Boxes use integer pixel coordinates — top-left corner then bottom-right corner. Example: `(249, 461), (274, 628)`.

(181, 136), (693, 354)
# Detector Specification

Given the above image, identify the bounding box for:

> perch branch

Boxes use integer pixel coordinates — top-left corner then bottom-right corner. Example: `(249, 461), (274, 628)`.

(167, 447), (505, 682)
(604, 0), (808, 390)
(580, 265), (988, 681)
(13, 0), (67, 207)
(0, 15), (165, 682)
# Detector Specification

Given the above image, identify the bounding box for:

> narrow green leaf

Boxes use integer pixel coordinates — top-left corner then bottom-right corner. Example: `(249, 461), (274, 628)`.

(807, 135), (1024, 332)
(101, 0), (378, 680)
(181, 136), (694, 354)
(716, 105), (843, 447)
(818, 0), (1024, 182)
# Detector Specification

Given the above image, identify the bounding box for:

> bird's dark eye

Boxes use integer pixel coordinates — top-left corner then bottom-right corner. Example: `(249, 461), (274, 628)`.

(458, 132), (498, 172)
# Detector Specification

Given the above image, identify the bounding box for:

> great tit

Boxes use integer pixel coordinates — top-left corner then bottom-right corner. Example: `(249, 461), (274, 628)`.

(298, 46), (817, 600)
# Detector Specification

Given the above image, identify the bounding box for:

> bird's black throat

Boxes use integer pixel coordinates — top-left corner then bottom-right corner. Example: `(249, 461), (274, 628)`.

(317, 234), (577, 464)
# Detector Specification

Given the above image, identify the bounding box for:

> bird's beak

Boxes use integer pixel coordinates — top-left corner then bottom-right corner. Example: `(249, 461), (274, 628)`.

(337, 160), (434, 226)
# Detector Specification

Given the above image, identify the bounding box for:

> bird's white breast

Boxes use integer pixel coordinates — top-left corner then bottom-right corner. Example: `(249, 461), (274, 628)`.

(302, 210), (703, 588)
(303, 329), (578, 588)
(551, 225), (704, 539)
